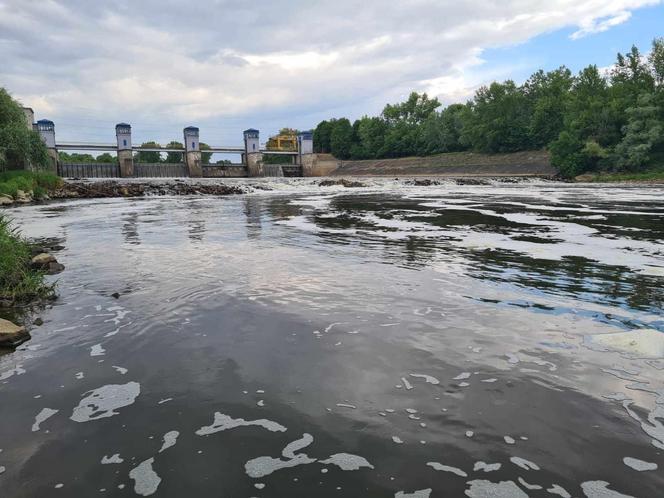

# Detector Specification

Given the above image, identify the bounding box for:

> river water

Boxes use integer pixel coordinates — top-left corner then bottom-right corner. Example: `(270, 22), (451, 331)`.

(1, 179), (663, 497)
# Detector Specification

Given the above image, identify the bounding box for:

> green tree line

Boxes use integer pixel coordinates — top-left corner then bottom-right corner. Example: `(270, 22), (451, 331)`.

(0, 88), (49, 172)
(314, 38), (664, 177)
(60, 141), (235, 164)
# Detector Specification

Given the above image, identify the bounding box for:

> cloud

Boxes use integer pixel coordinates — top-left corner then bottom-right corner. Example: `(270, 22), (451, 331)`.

(0, 0), (660, 144)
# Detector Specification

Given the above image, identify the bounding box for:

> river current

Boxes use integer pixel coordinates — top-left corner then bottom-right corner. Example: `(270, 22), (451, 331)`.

(1, 179), (663, 497)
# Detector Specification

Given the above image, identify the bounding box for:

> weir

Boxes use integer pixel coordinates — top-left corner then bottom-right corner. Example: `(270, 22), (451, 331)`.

(28, 113), (321, 178)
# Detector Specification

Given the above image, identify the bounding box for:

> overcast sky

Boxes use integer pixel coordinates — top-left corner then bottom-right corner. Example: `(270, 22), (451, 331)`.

(1, 0), (663, 148)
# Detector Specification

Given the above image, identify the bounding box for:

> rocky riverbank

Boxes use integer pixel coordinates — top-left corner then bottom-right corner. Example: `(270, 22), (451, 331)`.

(51, 180), (246, 199)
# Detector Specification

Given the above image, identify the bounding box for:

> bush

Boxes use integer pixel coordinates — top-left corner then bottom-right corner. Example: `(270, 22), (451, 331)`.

(0, 171), (62, 199)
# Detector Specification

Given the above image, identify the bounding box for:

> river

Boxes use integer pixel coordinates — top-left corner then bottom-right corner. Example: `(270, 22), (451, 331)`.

(1, 179), (663, 497)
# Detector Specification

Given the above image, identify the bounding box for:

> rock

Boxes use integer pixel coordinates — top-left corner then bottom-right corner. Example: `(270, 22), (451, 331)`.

(31, 253), (56, 270)
(455, 178), (490, 186)
(15, 190), (33, 203)
(111, 292), (121, 299)
(0, 194), (13, 206)
(0, 318), (30, 348)
(408, 179), (439, 186)
(319, 179), (366, 188)
(47, 262), (65, 275)
(33, 317), (44, 326)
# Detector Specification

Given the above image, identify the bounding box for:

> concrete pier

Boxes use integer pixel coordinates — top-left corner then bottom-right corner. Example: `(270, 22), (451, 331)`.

(184, 126), (202, 178)
(115, 123), (133, 177)
(36, 119), (58, 173)
(244, 129), (264, 177)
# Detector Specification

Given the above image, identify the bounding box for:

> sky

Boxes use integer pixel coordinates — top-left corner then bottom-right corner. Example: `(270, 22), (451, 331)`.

(1, 0), (663, 151)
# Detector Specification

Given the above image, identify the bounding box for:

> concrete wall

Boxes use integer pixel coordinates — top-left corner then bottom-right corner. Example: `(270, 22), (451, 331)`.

(202, 165), (248, 177)
(246, 153), (264, 177)
(185, 151), (202, 178)
(301, 154), (340, 177)
(118, 149), (134, 177)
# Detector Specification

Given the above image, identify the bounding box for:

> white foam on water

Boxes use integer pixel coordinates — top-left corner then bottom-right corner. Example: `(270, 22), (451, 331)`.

(504, 436), (516, 445)
(622, 456), (657, 471)
(406, 408), (418, 414)
(255, 482), (266, 489)
(320, 453), (374, 471)
(585, 329), (664, 359)
(580, 481), (636, 497)
(245, 434), (316, 478)
(473, 461), (501, 472)
(401, 377), (414, 390)
(506, 354), (520, 365)
(0, 466), (5, 474)
(112, 366), (128, 375)
(481, 378), (498, 383)
(195, 413), (287, 436)
(157, 398), (172, 404)
(409, 374), (440, 385)
(392, 436), (404, 444)
(159, 431), (179, 453)
(518, 477), (542, 490)
(453, 372), (471, 380)
(0, 365), (26, 381)
(547, 484), (571, 497)
(395, 489), (431, 498)
(465, 431), (474, 438)
(55, 483), (63, 488)
(458, 382), (470, 387)
(101, 454), (124, 464)
(621, 400), (664, 449)
(336, 403), (357, 409)
(75, 372), (84, 380)
(510, 456), (539, 470)
(129, 458), (161, 497)
(257, 400), (265, 407)
(32, 408), (59, 432)
(90, 344), (105, 357)
(465, 480), (528, 498)
(282, 433), (314, 459)
(426, 462), (467, 477)
(70, 382), (141, 422)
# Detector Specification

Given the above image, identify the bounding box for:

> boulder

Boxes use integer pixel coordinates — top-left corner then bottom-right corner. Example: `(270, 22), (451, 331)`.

(47, 262), (65, 275)
(15, 190), (33, 203)
(0, 195), (13, 206)
(0, 318), (30, 348)
(31, 252), (56, 270)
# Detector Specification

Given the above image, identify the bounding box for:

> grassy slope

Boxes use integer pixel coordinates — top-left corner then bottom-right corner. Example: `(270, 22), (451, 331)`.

(328, 150), (556, 176)
(0, 170), (62, 200)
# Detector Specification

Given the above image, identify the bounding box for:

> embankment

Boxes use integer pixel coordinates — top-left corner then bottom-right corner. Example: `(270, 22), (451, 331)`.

(323, 150), (556, 177)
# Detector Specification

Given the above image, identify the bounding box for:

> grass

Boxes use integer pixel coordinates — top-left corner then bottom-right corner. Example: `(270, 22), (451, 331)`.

(0, 213), (55, 304)
(576, 168), (664, 183)
(0, 170), (63, 199)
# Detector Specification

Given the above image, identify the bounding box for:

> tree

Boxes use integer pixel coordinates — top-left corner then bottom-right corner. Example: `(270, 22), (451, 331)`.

(614, 93), (664, 170)
(96, 153), (115, 163)
(165, 141), (184, 163)
(313, 120), (332, 153)
(329, 118), (354, 159)
(464, 80), (531, 152)
(200, 142), (212, 164)
(382, 92), (440, 125)
(523, 67), (573, 148)
(134, 142), (162, 163)
(0, 88), (48, 171)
